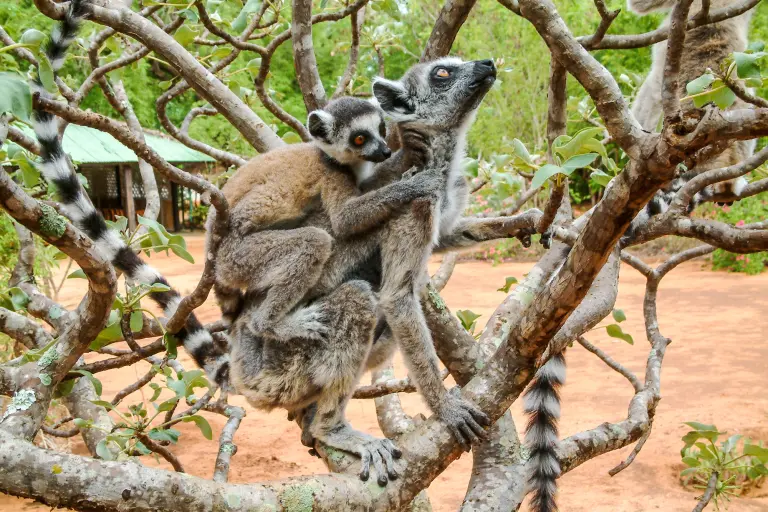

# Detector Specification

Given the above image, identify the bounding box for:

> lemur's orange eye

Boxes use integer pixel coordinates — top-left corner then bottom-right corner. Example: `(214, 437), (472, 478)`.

(354, 135), (366, 146)
(435, 68), (450, 78)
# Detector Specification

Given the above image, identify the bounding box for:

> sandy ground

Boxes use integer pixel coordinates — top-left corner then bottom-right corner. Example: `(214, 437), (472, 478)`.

(2, 233), (768, 511)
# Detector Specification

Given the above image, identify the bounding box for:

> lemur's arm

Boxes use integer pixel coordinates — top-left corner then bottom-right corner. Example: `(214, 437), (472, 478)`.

(323, 171), (441, 238)
(435, 209), (543, 252)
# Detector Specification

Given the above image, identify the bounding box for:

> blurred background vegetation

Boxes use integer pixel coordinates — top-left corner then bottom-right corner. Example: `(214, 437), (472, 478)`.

(1, 0), (766, 274)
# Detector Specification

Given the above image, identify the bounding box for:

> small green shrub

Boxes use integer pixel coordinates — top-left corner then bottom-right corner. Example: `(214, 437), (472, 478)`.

(710, 196), (768, 274)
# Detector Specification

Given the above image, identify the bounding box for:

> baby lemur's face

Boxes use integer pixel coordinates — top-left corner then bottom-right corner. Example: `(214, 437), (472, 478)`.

(371, 57), (497, 130)
(307, 97), (391, 166)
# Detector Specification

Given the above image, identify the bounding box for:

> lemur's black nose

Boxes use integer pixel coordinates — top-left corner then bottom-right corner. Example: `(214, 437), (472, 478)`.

(382, 147), (392, 158)
(477, 59), (495, 69)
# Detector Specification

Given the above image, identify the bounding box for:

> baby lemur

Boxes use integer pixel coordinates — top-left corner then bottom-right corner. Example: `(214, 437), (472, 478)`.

(208, 97), (439, 341)
(225, 59), (534, 486)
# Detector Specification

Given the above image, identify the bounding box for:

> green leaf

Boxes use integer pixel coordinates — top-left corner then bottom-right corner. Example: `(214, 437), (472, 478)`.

(164, 332), (178, 359)
(8, 287), (30, 311)
(590, 169), (612, 187)
(73, 418), (92, 428)
(733, 51), (765, 81)
(462, 158), (479, 178)
(211, 46), (233, 59)
(129, 310), (144, 332)
(684, 422), (719, 433)
(231, 0), (262, 32)
(492, 154), (511, 169)
(90, 309), (124, 349)
(0, 72), (32, 122)
(712, 86), (737, 110)
(245, 57), (262, 77)
(686, 73), (715, 95)
(682, 456), (701, 467)
(96, 439), (114, 461)
(182, 414), (213, 440)
(748, 41), (765, 52)
(721, 434), (742, 455)
(281, 131), (302, 144)
(178, 8), (199, 22)
(497, 276), (518, 293)
(157, 397), (179, 412)
(680, 467), (700, 477)
(553, 127), (603, 161)
(744, 444), (768, 463)
(73, 370), (102, 396)
(149, 282), (171, 293)
(67, 269), (87, 279)
(562, 153), (598, 172)
(511, 138), (534, 166)
(173, 25), (200, 47)
(606, 324), (633, 344)
(148, 383), (163, 403)
(89, 399), (116, 411)
(612, 309), (627, 323)
(456, 309), (481, 331)
(149, 427), (181, 443)
(54, 378), (77, 398)
(531, 164), (566, 190)
(19, 156), (40, 187)
(37, 54), (56, 93)
(20, 29), (46, 47)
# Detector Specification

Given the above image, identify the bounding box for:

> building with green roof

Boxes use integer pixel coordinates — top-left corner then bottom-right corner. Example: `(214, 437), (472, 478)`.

(19, 124), (215, 232)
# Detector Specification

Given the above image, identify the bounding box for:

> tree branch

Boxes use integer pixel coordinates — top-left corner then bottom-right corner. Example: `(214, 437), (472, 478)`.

(333, 7), (365, 99)
(292, 0), (328, 112)
(421, 0), (478, 62)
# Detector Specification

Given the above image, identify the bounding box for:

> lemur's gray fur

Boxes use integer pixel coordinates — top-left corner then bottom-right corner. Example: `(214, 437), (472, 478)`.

(527, 3), (756, 510)
(624, 0), (756, 240)
(207, 97), (439, 345)
(225, 58), (540, 474)
(27, 0), (232, 386)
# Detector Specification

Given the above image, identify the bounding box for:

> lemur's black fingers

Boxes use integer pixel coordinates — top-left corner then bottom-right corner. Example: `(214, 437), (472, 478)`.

(448, 424), (471, 452)
(392, 447), (403, 459)
(359, 450), (372, 482)
(370, 449), (387, 486)
(308, 448), (320, 458)
(378, 446), (398, 480)
(540, 231), (552, 249)
(519, 232), (532, 248)
(458, 422), (482, 446)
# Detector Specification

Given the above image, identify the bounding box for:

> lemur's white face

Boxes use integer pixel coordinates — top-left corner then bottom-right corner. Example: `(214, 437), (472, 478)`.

(307, 98), (391, 165)
(371, 57), (497, 130)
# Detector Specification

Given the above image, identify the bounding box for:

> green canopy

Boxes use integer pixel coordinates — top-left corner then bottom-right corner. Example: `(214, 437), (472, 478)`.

(18, 124), (214, 164)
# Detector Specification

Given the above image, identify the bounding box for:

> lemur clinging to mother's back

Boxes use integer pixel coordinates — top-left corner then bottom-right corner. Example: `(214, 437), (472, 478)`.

(526, 2), (757, 511)
(208, 96), (442, 342)
(27, 0), (231, 384)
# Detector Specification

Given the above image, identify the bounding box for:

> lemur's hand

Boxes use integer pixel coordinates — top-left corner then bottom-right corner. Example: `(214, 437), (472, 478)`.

(437, 388), (490, 451)
(408, 170), (443, 200)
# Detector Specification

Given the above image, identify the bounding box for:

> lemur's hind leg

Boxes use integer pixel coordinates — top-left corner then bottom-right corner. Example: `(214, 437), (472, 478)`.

(378, 199), (490, 450)
(299, 280), (401, 484)
(216, 227), (332, 339)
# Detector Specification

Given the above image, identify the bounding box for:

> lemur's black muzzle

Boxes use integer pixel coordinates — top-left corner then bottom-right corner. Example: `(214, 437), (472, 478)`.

(471, 59), (497, 87)
(366, 143), (392, 163)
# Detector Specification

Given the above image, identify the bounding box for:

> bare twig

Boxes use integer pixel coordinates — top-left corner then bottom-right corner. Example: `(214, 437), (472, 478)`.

(333, 7), (365, 99)
(421, 0), (478, 61)
(581, 0), (621, 49)
(577, 336), (642, 392)
(608, 425), (652, 476)
(430, 253), (457, 292)
(292, 0), (328, 111)
(353, 368), (449, 399)
(209, 401), (246, 483)
(136, 432), (185, 472)
(661, 0), (695, 126)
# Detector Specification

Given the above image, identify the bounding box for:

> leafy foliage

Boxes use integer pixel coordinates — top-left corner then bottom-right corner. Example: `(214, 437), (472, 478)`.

(680, 422), (768, 509)
(710, 197), (768, 274)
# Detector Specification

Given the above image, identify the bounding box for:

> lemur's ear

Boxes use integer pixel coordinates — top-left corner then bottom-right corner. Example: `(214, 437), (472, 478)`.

(372, 78), (413, 116)
(307, 110), (334, 141)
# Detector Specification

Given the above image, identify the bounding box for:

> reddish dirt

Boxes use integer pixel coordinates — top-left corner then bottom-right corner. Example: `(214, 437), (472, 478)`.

(3, 233), (768, 511)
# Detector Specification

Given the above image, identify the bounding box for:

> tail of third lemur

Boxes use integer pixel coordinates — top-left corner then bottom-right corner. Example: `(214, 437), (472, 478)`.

(30, 0), (229, 388)
(524, 352), (566, 512)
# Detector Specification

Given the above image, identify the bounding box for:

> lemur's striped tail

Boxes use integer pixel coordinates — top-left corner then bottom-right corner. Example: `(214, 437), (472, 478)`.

(524, 352), (566, 512)
(31, 0), (229, 389)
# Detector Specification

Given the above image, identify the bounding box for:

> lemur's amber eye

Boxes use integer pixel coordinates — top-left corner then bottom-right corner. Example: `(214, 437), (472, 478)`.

(354, 135), (366, 146)
(435, 68), (450, 78)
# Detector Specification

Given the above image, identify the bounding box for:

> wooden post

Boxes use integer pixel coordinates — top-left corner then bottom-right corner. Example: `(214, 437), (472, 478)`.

(120, 164), (137, 230)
